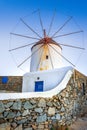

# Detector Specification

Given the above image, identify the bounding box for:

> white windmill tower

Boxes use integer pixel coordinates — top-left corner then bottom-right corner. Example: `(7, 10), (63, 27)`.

(30, 29), (62, 72)
(9, 11), (84, 92)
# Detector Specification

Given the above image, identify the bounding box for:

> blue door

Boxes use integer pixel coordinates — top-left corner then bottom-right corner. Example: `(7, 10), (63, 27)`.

(35, 81), (43, 92)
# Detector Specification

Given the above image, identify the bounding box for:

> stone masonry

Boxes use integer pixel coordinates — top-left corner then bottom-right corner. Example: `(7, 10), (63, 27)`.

(0, 76), (22, 92)
(0, 69), (87, 129)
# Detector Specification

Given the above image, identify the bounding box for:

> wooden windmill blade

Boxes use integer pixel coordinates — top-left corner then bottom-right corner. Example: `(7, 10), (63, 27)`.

(17, 44), (44, 68)
(9, 42), (37, 52)
(10, 32), (40, 40)
(51, 16), (73, 38)
(47, 10), (56, 36)
(20, 18), (42, 39)
(52, 30), (83, 38)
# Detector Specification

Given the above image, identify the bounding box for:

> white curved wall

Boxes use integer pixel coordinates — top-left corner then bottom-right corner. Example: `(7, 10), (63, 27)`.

(22, 66), (73, 92)
(30, 43), (62, 72)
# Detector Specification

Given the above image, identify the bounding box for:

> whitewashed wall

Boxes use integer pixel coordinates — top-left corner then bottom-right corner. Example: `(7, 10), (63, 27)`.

(22, 66), (73, 92)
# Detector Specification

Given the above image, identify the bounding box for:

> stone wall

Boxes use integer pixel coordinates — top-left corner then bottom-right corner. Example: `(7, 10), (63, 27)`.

(0, 70), (87, 130)
(0, 76), (22, 92)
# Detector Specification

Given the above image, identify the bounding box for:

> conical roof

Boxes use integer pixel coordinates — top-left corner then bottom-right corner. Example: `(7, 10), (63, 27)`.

(31, 37), (62, 50)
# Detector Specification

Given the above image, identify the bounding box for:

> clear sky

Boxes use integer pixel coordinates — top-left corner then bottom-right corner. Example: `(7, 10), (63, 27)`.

(0, 0), (87, 76)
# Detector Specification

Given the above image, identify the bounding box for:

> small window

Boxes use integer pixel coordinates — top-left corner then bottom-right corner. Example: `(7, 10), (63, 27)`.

(37, 77), (40, 80)
(82, 83), (85, 95)
(2, 76), (8, 84)
(46, 55), (48, 59)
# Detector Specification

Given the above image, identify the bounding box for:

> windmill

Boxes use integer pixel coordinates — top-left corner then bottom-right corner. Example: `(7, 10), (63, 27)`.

(9, 10), (84, 92)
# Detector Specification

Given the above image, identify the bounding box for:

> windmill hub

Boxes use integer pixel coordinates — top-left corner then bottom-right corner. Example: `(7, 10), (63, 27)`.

(44, 37), (51, 44)
(39, 37), (52, 44)
(42, 29), (51, 44)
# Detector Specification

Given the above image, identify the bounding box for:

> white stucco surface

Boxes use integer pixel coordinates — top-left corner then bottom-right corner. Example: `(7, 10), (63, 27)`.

(0, 66), (73, 100)
(22, 66), (73, 92)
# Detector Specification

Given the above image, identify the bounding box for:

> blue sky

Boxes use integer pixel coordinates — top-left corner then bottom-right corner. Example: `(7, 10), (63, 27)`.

(0, 0), (87, 76)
